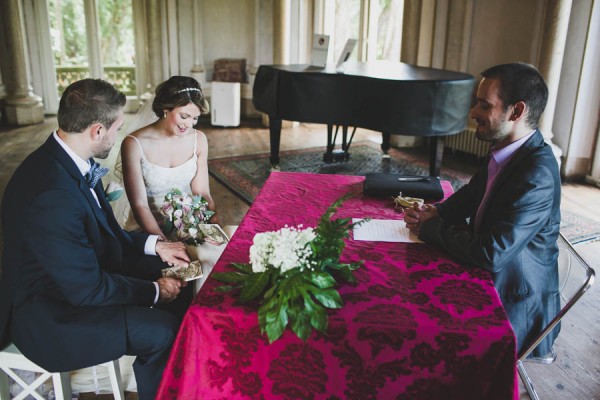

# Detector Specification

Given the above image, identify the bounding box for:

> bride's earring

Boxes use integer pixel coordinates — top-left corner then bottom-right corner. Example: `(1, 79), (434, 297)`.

(163, 111), (167, 118)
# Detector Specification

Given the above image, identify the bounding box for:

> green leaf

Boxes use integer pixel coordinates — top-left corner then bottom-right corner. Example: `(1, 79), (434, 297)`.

(238, 271), (270, 303)
(263, 284), (277, 300)
(105, 190), (123, 202)
(349, 217), (370, 229)
(306, 272), (336, 288)
(231, 263), (253, 274)
(311, 288), (343, 309)
(263, 294), (289, 342)
(299, 293), (327, 331)
(204, 210), (216, 220)
(290, 308), (311, 340)
(162, 220), (173, 233)
(257, 299), (273, 330)
(308, 301), (328, 332)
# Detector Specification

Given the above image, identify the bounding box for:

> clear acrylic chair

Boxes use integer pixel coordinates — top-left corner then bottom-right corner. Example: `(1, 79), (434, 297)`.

(0, 342), (124, 400)
(517, 232), (596, 400)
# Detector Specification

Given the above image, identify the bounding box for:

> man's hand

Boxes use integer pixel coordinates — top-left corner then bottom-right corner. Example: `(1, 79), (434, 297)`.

(156, 240), (191, 267)
(404, 203), (439, 235)
(156, 277), (183, 303)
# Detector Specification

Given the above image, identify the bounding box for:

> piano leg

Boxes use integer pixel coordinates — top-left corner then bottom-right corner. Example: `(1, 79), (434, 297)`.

(269, 117), (283, 167)
(382, 133), (444, 176)
(323, 124), (335, 162)
(381, 132), (391, 159)
(323, 125), (351, 163)
(429, 136), (445, 177)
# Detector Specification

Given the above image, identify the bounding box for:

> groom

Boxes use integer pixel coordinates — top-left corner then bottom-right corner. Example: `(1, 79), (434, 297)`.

(0, 79), (192, 399)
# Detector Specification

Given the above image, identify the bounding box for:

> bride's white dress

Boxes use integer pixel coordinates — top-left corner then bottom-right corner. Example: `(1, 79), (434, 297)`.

(121, 135), (197, 231)
(117, 133), (230, 294)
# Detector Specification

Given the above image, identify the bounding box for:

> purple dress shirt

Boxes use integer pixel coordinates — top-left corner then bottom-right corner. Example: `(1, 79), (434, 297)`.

(474, 130), (536, 231)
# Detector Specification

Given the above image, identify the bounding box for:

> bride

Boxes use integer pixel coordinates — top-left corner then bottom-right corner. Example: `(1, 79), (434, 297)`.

(116, 75), (231, 290)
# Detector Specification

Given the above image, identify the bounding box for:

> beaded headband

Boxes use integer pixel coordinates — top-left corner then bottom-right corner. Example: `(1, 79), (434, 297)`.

(177, 88), (201, 94)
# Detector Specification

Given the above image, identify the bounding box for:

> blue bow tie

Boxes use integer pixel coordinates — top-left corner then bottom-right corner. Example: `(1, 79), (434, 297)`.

(85, 161), (109, 188)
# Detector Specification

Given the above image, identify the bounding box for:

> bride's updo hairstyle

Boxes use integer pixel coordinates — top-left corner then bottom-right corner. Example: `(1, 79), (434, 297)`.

(151, 75), (209, 118)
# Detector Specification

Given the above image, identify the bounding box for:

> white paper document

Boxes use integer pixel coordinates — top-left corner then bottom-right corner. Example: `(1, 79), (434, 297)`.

(353, 218), (423, 243)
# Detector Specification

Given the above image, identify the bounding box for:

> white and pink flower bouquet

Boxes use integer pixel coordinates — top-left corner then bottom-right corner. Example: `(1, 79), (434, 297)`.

(160, 188), (216, 245)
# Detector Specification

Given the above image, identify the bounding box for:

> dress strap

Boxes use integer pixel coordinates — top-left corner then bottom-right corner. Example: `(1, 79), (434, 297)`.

(193, 130), (198, 157)
(126, 135), (146, 160)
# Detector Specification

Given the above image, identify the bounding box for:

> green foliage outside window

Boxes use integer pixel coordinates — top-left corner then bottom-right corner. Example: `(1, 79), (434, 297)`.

(48, 0), (135, 95)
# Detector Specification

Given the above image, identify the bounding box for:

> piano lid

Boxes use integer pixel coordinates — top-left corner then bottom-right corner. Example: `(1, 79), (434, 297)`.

(253, 61), (476, 136)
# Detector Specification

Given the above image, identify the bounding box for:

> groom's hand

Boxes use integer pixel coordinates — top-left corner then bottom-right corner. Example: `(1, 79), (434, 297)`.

(156, 277), (182, 303)
(156, 240), (191, 267)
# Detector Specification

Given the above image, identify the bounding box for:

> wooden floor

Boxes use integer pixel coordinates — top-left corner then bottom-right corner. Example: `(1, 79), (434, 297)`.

(1, 116), (599, 399)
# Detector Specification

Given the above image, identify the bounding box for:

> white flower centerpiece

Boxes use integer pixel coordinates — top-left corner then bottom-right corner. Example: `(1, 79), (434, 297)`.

(212, 194), (368, 343)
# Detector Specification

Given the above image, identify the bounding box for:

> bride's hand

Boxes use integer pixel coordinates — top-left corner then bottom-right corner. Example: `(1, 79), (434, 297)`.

(156, 240), (191, 267)
(209, 211), (219, 225)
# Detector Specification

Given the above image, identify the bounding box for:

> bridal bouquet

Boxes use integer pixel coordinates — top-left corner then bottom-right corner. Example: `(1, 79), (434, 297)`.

(212, 194), (368, 343)
(160, 188), (215, 245)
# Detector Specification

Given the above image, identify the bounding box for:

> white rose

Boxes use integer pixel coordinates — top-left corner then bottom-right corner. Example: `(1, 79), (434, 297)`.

(105, 181), (123, 194)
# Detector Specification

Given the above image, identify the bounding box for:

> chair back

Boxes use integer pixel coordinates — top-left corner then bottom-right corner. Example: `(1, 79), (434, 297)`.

(518, 232), (595, 360)
(557, 235), (594, 303)
(0, 343), (125, 400)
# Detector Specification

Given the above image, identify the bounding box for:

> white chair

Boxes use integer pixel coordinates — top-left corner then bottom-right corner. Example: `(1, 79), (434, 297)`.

(0, 343), (124, 400)
(517, 232), (596, 400)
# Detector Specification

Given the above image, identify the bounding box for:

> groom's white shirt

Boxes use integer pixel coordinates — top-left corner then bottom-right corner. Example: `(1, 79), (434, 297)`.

(53, 132), (160, 303)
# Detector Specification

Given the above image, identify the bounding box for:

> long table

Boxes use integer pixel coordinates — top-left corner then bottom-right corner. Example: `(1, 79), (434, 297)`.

(157, 172), (517, 399)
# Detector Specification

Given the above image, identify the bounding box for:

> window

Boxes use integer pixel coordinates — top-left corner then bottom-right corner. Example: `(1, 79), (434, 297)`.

(48, 0), (136, 96)
(319, 0), (403, 63)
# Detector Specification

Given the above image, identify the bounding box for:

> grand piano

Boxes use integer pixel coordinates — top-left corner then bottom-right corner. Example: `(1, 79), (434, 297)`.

(252, 61), (475, 176)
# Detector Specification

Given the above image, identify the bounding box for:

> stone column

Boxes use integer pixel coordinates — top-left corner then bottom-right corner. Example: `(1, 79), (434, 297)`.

(0, 21), (5, 101)
(0, 56), (5, 100)
(272, 0), (289, 65)
(264, 0), (294, 127)
(393, 0), (422, 146)
(146, 0), (165, 90)
(190, 0), (207, 88)
(132, 0), (150, 98)
(401, 0), (422, 65)
(538, 0), (573, 162)
(1, 0), (44, 125)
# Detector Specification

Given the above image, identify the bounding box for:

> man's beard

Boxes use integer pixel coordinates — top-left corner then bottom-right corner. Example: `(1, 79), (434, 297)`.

(475, 117), (510, 143)
(93, 138), (113, 159)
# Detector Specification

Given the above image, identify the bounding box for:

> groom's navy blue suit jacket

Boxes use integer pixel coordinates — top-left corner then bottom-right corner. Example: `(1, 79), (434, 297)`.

(0, 134), (157, 371)
(420, 130), (561, 357)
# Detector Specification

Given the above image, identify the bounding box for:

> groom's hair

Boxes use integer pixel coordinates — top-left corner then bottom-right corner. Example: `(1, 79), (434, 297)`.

(58, 79), (126, 133)
(152, 76), (209, 118)
(481, 62), (548, 129)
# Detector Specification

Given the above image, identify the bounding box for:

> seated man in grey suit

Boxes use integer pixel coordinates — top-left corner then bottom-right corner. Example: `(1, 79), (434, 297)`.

(0, 79), (193, 399)
(405, 62), (561, 358)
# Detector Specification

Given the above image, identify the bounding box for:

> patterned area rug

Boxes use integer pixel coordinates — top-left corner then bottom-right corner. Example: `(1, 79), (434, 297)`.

(561, 210), (600, 245)
(208, 141), (475, 204)
(208, 142), (600, 245)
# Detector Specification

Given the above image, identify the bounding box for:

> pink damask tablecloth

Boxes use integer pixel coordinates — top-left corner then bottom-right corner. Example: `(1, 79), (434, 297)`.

(157, 172), (518, 400)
